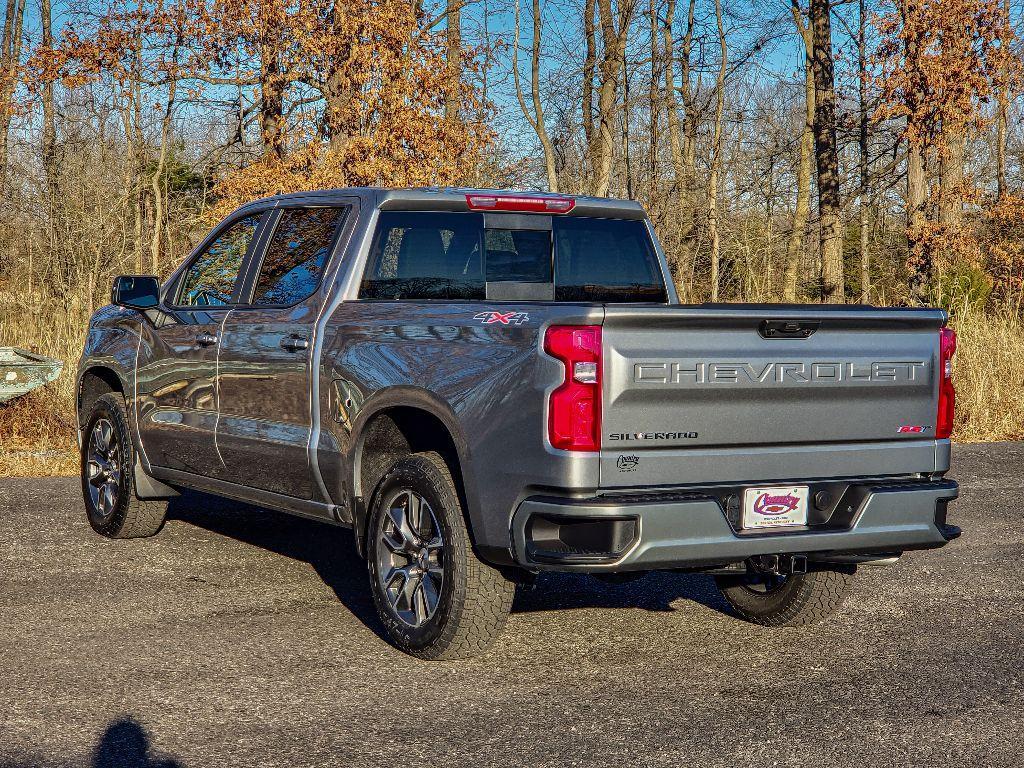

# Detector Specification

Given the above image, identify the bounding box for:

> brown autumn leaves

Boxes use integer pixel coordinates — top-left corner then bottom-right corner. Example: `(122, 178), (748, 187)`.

(0, 0), (1022, 305)
(19, 0), (491, 221)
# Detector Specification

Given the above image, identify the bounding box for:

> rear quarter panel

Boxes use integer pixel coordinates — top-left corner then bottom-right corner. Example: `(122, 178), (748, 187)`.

(317, 301), (602, 550)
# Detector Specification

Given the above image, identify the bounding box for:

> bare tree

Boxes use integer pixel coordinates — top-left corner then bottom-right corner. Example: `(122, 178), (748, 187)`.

(783, 0), (814, 303)
(591, 0), (634, 196)
(0, 0), (27, 192)
(512, 0), (559, 191)
(707, 0), (727, 301)
(858, 0), (870, 302)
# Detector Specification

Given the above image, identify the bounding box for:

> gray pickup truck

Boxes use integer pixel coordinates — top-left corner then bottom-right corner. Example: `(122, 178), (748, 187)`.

(77, 188), (961, 659)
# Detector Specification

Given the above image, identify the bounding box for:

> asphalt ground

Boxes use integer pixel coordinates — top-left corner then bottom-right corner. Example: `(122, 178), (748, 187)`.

(1, 442), (1021, 767)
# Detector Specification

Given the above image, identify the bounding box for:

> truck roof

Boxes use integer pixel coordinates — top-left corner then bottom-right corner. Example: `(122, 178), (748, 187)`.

(235, 187), (648, 220)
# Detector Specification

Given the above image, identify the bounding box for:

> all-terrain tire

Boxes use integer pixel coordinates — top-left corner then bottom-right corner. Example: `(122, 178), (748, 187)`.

(366, 451), (515, 660)
(715, 566), (856, 627)
(81, 392), (168, 539)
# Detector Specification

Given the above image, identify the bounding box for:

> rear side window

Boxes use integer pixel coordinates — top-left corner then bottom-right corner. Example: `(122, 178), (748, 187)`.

(360, 211), (666, 303)
(361, 212), (485, 300)
(554, 217), (666, 302)
(177, 213), (262, 307)
(252, 207), (346, 305)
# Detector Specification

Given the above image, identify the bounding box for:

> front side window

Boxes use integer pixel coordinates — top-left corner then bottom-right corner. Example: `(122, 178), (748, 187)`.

(252, 207), (346, 305)
(178, 214), (262, 307)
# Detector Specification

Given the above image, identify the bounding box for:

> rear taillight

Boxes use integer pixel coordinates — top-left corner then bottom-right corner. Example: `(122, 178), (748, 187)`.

(936, 327), (957, 439)
(545, 325), (602, 451)
(465, 193), (576, 214)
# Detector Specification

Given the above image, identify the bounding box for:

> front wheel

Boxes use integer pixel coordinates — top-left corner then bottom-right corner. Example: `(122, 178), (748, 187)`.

(81, 392), (168, 539)
(366, 452), (515, 660)
(715, 566), (856, 627)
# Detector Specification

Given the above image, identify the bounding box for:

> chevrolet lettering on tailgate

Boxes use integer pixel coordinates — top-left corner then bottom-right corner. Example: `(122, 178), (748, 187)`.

(633, 360), (929, 385)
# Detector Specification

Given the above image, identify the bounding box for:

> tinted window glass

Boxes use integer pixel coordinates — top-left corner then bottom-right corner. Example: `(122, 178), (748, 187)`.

(178, 214), (261, 306)
(360, 211), (667, 303)
(361, 212), (485, 300)
(485, 228), (552, 284)
(252, 207), (346, 305)
(554, 217), (667, 302)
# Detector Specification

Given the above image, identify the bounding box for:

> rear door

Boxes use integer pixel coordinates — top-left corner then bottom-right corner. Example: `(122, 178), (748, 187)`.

(215, 204), (349, 498)
(137, 211), (265, 474)
(599, 306), (946, 488)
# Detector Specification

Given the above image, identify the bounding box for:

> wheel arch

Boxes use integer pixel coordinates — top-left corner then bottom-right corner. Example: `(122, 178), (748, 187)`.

(350, 389), (478, 558)
(77, 365), (127, 430)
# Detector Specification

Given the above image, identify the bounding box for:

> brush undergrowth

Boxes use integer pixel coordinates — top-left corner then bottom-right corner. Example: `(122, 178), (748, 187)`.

(1, 303), (1021, 477)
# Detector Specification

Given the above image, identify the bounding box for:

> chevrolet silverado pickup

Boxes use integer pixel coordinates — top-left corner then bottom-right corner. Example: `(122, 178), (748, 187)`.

(77, 188), (961, 659)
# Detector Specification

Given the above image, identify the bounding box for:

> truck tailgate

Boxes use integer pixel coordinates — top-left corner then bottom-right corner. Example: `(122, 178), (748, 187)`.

(600, 305), (947, 488)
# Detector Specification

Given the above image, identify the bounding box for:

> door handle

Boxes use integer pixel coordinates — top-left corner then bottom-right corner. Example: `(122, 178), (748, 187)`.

(195, 332), (219, 346)
(280, 335), (309, 352)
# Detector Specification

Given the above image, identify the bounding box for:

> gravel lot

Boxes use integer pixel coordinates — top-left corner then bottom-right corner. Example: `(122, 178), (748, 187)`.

(1, 443), (1021, 767)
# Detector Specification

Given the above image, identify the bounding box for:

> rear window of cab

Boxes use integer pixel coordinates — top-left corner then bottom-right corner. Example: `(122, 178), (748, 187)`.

(359, 211), (668, 303)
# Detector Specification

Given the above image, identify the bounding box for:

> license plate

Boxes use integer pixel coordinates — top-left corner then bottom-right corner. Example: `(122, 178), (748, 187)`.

(741, 485), (809, 529)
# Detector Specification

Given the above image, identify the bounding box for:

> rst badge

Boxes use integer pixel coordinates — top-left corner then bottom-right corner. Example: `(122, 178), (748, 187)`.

(897, 424), (932, 434)
(473, 311), (530, 326)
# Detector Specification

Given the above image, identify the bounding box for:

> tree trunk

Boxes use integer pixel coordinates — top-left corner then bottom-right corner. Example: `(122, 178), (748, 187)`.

(445, 0), (462, 121)
(662, 0), (681, 189)
(591, 0), (631, 197)
(259, 23), (287, 161)
(707, 0), (726, 301)
(663, 0), (696, 250)
(680, 0), (696, 235)
(995, 0), (1009, 198)
(621, 53), (632, 199)
(996, 91), (1008, 199)
(648, 0), (659, 207)
(810, 0), (844, 302)
(512, 0), (559, 191)
(783, 0), (814, 303)
(0, 0), (26, 193)
(582, 0), (596, 151)
(858, 0), (870, 303)
(150, 67), (178, 275)
(907, 142), (929, 301)
(939, 127), (965, 228)
(40, 0), (57, 198)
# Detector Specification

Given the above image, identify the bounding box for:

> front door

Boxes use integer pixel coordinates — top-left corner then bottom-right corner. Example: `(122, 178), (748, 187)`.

(136, 212), (265, 474)
(215, 205), (349, 498)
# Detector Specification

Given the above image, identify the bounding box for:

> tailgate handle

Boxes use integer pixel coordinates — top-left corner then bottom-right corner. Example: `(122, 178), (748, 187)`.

(760, 320), (819, 339)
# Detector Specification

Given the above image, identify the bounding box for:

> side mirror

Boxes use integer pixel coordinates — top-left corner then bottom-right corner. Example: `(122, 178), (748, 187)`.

(111, 275), (161, 310)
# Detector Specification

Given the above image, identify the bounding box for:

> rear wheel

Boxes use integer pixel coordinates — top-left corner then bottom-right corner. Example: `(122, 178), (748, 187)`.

(714, 566), (856, 627)
(366, 451), (515, 659)
(81, 392), (168, 539)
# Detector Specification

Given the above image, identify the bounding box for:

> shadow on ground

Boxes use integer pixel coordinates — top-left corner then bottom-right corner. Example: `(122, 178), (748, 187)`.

(1, 718), (182, 768)
(164, 491), (732, 634)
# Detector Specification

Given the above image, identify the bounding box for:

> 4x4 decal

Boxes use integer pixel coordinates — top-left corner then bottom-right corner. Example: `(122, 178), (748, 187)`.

(473, 311), (530, 326)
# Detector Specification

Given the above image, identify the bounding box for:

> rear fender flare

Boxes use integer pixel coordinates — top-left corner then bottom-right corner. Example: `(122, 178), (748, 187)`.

(350, 387), (481, 553)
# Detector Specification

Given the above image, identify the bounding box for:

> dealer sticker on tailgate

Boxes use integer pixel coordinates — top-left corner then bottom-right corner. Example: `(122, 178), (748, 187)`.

(741, 485), (809, 529)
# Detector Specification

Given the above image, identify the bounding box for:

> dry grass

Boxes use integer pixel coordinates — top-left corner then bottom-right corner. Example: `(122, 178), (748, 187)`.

(0, 296), (83, 477)
(0, 303), (1021, 478)
(949, 307), (1024, 442)
(0, 386), (79, 477)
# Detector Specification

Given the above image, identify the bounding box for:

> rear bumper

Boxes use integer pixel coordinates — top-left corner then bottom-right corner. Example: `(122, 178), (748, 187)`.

(510, 479), (960, 572)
